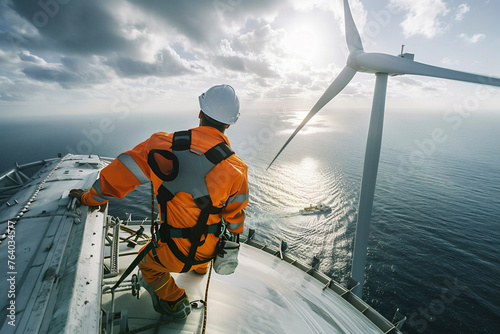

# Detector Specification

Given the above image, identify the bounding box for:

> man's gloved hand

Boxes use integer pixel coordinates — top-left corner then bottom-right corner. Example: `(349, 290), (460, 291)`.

(69, 189), (108, 213)
(69, 189), (85, 202)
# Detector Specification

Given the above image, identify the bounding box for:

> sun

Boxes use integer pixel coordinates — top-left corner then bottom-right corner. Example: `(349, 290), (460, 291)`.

(285, 25), (320, 62)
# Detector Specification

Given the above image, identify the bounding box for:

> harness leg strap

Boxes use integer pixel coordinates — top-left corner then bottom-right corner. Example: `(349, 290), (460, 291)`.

(180, 208), (211, 272)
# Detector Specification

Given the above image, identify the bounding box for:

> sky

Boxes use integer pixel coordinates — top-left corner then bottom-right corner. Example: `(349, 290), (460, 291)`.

(1, 0), (499, 120)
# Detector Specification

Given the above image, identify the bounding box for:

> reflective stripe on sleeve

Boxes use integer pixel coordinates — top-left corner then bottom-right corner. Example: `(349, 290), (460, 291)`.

(90, 192), (109, 203)
(227, 221), (243, 230)
(117, 153), (150, 184)
(227, 193), (248, 204)
(92, 179), (115, 200)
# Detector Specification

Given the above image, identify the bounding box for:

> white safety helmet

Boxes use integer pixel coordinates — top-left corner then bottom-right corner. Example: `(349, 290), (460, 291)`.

(199, 84), (240, 125)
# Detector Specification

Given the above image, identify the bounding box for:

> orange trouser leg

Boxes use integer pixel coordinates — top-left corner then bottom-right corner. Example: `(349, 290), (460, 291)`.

(193, 262), (209, 274)
(138, 249), (185, 302)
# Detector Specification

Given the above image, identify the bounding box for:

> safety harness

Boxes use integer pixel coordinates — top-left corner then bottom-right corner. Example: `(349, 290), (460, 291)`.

(109, 130), (234, 292)
(147, 130), (234, 272)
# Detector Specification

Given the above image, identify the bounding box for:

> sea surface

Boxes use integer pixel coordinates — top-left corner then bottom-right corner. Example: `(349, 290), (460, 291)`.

(1, 108), (499, 334)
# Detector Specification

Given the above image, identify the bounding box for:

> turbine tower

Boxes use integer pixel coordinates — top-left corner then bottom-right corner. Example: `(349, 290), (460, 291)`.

(268, 0), (500, 298)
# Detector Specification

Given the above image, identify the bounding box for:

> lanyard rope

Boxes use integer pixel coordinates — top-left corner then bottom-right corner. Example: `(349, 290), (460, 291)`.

(201, 261), (213, 333)
(150, 181), (159, 246)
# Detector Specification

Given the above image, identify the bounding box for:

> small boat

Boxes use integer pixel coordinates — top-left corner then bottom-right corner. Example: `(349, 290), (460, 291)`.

(299, 202), (332, 215)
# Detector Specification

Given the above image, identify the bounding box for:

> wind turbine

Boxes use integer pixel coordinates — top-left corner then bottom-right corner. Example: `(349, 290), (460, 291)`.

(267, 0), (500, 298)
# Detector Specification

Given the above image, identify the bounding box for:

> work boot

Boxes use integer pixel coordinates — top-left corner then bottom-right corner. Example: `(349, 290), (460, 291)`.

(137, 271), (191, 319)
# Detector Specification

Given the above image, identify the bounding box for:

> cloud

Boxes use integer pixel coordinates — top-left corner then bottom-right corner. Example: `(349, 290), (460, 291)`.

(209, 20), (285, 80)
(127, 0), (222, 45)
(3, 0), (287, 85)
(22, 64), (80, 87)
(127, 0), (283, 47)
(9, 0), (133, 55)
(2, 0), (199, 95)
(457, 33), (486, 45)
(389, 0), (449, 38)
(18, 50), (44, 63)
(20, 54), (111, 88)
(441, 57), (460, 67)
(244, 59), (279, 78)
(232, 22), (287, 57)
(0, 76), (27, 101)
(214, 55), (246, 73)
(213, 55), (280, 79)
(106, 49), (194, 78)
(455, 4), (470, 21)
(387, 76), (448, 102)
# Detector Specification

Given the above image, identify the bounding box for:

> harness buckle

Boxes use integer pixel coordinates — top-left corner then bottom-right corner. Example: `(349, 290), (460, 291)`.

(218, 217), (227, 239)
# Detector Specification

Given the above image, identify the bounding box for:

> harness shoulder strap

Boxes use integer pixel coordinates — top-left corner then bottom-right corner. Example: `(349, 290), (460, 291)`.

(205, 142), (234, 165)
(171, 130), (191, 151)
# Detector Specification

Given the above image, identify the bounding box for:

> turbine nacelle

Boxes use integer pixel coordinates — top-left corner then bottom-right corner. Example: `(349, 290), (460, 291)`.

(348, 52), (414, 75)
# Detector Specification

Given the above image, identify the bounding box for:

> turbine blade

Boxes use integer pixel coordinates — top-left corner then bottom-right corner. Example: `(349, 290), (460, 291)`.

(355, 52), (500, 86)
(267, 66), (357, 169)
(344, 0), (364, 52)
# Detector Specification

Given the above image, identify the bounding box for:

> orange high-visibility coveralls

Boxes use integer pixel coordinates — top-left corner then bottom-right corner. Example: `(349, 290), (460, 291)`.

(81, 126), (248, 301)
